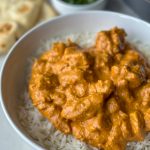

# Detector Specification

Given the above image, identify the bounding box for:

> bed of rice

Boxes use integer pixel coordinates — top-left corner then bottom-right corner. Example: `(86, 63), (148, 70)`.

(18, 32), (150, 150)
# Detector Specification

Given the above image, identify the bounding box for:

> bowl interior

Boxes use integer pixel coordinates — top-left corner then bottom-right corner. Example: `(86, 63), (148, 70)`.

(1, 11), (150, 149)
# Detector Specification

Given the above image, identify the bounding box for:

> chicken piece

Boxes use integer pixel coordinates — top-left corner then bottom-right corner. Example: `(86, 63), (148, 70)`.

(31, 98), (70, 133)
(29, 75), (52, 104)
(129, 111), (145, 140)
(121, 118), (133, 140)
(61, 93), (104, 121)
(106, 111), (132, 150)
(96, 27), (126, 55)
(105, 124), (127, 150)
(49, 109), (71, 134)
(144, 109), (150, 131)
(89, 80), (114, 98)
(114, 53), (123, 63)
(30, 59), (46, 75)
(93, 51), (112, 80)
(118, 111), (133, 140)
(137, 82), (150, 107)
(30, 89), (52, 106)
(120, 50), (142, 66)
(50, 49), (91, 74)
(62, 50), (90, 71)
(126, 65), (146, 88)
(111, 49), (146, 89)
(86, 131), (109, 149)
(115, 80), (134, 106)
(58, 69), (84, 87)
(70, 81), (88, 98)
(94, 51), (112, 68)
(51, 61), (71, 74)
(83, 113), (111, 132)
(41, 42), (66, 63)
(107, 98), (120, 114)
(39, 103), (71, 134)
(95, 66), (110, 81)
(39, 102), (55, 115)
(71, 122), (85, 140)
(50, 91), (66, 106)
(71, 121), (108, 149)
(52, 42), (66, 56)
(111, 64), (145, 88)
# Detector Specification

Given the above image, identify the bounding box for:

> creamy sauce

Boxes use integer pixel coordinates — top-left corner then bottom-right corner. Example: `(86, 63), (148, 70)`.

(29, 27), (150, 150)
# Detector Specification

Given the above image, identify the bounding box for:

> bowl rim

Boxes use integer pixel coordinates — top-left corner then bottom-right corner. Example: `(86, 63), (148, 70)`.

(52, 0), (106, 8)
(0, 10), (150, 150)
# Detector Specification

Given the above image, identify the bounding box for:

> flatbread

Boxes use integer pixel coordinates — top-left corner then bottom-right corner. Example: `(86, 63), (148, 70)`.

(0, 1), (10, 19)
(0, 20), (19, 53)
(8, 0), (42, 29)
(37, 2), (57, 22)
(0, 0), (57, 54)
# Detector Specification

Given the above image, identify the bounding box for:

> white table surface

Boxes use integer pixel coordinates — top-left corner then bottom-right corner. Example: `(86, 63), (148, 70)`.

(0, 0), (139, 150)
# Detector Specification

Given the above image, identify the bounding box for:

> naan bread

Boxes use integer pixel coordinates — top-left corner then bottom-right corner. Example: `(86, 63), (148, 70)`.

(0, 1), (10, 19)
(37, 2), (57, 22)
(8, 0), (42, 29)
(28, 0), (43, 7)
(0, 0), (57, 54)
(0, 20), (19, 53)
(0, 20), (25, 53)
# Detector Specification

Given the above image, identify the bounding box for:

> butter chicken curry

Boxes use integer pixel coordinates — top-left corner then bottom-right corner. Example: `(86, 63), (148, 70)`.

(29, 27), (150, 150)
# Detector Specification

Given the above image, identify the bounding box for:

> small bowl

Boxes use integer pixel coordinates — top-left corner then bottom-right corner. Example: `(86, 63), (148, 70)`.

(51, 0), (108, 14)
(1, 11), (150, 150)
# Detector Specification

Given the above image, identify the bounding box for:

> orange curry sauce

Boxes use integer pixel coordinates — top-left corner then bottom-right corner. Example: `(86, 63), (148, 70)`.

(29, 27), (150, 150)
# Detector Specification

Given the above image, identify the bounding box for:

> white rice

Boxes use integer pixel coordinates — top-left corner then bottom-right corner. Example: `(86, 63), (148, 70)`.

(18, 32), (150, 150)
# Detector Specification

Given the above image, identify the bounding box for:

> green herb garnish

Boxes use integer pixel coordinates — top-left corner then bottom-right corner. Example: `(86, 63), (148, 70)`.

(62, 0), (97, 5)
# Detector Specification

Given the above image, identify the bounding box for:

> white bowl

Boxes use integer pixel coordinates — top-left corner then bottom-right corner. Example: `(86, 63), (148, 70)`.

(1, 11), (150, 150)
(51, 0), (108, 14)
